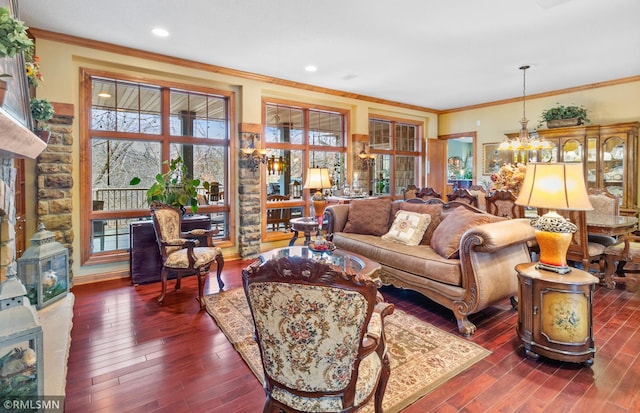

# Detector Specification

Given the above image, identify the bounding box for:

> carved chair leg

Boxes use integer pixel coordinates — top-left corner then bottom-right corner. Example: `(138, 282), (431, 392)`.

(197, 266), (209, 310)
(158, 268), (169, 304)
(375, 353), (391, 413)
(215, 253), (225, 291)
(175, 274), (182, 291)
(603, 254), (620, 289)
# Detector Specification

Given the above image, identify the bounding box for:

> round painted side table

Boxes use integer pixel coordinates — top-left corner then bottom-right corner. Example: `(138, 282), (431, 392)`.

(515, 262), (598, 367)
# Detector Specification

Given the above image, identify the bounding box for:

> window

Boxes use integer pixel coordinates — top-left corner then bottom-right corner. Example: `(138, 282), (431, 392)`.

(82, 73), (232, 265)
(369, 118), (422, 197)
(263, 101), (347, 239)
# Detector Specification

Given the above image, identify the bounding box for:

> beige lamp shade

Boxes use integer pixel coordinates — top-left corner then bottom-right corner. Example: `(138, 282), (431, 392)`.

(515, 163), (593, 211)
(303, 168), (332, 190)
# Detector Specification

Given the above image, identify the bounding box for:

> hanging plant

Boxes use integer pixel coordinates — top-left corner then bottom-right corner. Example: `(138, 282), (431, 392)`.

(0, 7), (34, 72)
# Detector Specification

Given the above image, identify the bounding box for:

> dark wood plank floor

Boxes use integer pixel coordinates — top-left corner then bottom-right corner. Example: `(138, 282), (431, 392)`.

(65, 260), (640, 412)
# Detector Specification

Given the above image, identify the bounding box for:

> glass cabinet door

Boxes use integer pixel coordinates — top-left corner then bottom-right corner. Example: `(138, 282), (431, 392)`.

(586, 137), (597, 190)
(601, 136), (625, 204)
(562, 139), (583, 163)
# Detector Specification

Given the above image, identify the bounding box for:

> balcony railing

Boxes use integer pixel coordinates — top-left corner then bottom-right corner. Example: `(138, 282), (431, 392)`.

(93, 188), (148, 211)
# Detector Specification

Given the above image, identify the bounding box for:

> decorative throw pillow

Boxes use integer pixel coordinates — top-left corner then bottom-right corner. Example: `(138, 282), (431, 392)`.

(343, 198), (392, 236)
(391, 202), (443, 245)
(431, 207), (492, 259)
(382, 210), (432, 246)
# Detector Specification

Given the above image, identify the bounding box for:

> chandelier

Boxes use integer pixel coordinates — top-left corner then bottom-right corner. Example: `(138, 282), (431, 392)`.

(499, 65), (549, 152)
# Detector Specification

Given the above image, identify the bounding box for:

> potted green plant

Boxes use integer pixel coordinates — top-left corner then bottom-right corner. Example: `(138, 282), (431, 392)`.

(130, 156), (202, 213)
(30, 98), (55, 142)
(0, 7), (34, 105)
(538, 103), (590, 128)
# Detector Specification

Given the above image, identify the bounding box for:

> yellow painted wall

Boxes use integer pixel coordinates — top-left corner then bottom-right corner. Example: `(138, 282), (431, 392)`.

(439, 80), (640, 154)
(30, 38), (437, 280)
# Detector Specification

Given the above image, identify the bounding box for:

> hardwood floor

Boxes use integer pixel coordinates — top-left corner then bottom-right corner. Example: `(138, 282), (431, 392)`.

(65, 260), (640, 412)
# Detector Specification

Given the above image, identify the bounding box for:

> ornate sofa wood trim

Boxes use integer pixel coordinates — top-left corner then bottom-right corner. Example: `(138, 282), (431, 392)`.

(326, 200), (536, 335)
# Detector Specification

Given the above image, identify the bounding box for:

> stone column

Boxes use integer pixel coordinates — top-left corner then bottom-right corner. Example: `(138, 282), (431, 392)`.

(237, 123), (263, 258)
(36, 103), (74, 282)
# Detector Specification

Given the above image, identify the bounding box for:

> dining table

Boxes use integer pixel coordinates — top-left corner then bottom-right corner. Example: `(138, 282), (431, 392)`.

(585, 213), (638, 237)
(524, 209), (638, 238)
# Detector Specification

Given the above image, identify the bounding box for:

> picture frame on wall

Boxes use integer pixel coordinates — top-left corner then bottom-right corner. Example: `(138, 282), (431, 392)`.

(482, 143), (507, 175)
(0, 0), (33, 130)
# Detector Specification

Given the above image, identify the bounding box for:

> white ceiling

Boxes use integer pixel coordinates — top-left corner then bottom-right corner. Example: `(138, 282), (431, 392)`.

(19, 0), (640, 111)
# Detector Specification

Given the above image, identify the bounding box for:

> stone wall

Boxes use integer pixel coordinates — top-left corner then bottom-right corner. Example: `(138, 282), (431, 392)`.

(237, 126), (263, 258)
(36, 109), (74, 281)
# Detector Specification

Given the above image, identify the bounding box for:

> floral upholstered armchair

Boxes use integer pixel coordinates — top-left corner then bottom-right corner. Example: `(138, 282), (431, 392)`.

(242, 255), (394, 413)
(150, 201), (224, 309)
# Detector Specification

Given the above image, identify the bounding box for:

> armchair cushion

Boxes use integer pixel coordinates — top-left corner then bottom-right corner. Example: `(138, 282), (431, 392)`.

(431, 207), (493, 259)
(270, 351), (381, 412)
(343, 198), (392, 236)
(382, 210), (431, 246)
(164, 246), (222, 269)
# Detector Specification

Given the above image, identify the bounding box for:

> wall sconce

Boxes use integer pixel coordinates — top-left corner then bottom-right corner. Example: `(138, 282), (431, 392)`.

(241, 132), (268, 171)
(358, 143), (376, 169)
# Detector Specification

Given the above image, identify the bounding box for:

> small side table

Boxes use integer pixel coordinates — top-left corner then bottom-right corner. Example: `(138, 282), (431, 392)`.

(289, 217), (320, 246)
(515, 263), (598, 366)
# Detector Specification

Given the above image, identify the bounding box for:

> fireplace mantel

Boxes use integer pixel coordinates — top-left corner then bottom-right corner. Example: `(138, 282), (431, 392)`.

(0, 107), (47, 159)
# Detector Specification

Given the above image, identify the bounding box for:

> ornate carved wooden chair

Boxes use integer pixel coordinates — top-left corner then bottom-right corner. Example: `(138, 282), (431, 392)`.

(446, 188), (479, 208)
(150, 201), (224, 308)
(403, 184), (418, 200)
(415, 187), (441, 200)
(485, 189), (524, 218)
(242, 255), (394, 413)
(586, 187), (620, 245)
(468, 185), (487, 211)
(603, 234), (640, 288)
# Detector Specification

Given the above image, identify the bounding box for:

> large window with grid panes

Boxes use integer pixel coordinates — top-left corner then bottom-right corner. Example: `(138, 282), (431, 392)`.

(263, 100), (348, 240)
(81, 72), (232, 265)
(368, 117), (422, 198)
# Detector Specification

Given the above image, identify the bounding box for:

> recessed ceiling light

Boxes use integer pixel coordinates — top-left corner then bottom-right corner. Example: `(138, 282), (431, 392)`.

(305, 65), (317, 72)
(97, 92), (111, 98)
(152, 27), (169, 37)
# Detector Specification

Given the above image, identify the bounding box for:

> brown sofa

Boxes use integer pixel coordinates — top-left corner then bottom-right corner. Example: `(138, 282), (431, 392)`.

(325, 198), (536, 335)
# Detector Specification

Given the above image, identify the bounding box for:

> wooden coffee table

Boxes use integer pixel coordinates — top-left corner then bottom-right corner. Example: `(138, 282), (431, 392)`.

(260, 246), (381, 280)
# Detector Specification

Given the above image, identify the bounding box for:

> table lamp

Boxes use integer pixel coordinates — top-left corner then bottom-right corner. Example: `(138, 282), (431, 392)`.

(303, 167), (332, 227)
(515, 163), (593, 274)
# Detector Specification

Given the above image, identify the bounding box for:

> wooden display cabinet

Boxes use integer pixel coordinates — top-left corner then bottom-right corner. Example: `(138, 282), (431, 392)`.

(515, 263), (598, 366)
(505, 121), (639, 216)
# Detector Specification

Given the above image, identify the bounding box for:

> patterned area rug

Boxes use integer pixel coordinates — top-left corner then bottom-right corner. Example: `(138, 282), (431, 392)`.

(205, 289), (490, 413)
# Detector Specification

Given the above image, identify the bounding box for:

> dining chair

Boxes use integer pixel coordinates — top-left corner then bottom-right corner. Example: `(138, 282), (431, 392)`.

(266, 194), (291, 231)
(403, 184), (418, 200)
(468, 185), (487, 211)
(538, 208), (606, 273)
(586, 188), (619, 247)
(603, 234), (640, 288)
(150, 201), (224, 308)
(446, 188), (479, 208)
(242, 255), (394, 413)
(415, 187), (441, 200)
(485, 189), (524, 219)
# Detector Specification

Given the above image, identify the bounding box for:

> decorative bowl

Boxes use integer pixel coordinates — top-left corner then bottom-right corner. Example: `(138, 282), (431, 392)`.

(308, 242), (336, 253)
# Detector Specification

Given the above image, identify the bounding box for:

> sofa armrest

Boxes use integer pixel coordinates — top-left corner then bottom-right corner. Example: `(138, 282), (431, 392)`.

(451, 218), (537, 335)
(325, 204), (351, 233)
(462, 218), (536, 253)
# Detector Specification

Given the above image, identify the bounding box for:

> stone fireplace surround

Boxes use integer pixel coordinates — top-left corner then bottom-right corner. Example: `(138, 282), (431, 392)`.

(0, 104), (74, 397)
